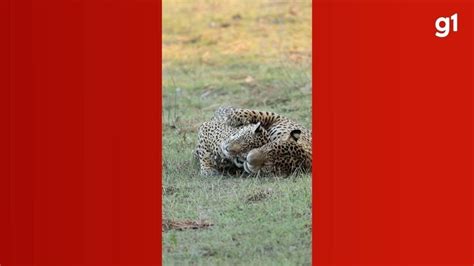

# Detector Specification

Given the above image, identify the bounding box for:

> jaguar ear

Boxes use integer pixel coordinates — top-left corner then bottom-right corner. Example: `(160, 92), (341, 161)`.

(253, 122), (263, 133)
(289, 129), (301, 142)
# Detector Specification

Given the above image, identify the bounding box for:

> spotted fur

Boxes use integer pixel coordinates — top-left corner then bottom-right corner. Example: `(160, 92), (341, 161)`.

(244, 129), (312, 176)
(224, 108), (312, 176)
(194, 107), (269, 176)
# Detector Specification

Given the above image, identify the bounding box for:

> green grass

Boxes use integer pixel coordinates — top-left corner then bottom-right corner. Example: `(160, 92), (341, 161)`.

(163, 1), (312, 265)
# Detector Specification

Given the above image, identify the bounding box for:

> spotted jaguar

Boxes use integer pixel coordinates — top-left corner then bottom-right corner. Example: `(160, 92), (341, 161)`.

(194, 107), (270, 176)
(223, 108), (312, 176)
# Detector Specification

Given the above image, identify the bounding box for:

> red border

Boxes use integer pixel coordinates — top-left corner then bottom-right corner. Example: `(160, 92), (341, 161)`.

(314, 0), (473, 265)
(1, 0), (162, 264)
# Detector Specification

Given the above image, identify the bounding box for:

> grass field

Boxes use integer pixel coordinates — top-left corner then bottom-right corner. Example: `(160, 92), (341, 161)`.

(162, 0), (312, 265)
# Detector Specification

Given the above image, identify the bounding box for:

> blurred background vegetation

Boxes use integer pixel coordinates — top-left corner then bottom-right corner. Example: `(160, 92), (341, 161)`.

(162, 0), (312, 128)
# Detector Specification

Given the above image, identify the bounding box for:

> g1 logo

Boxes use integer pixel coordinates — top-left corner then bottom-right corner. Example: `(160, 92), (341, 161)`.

(435, 13), (458, 38)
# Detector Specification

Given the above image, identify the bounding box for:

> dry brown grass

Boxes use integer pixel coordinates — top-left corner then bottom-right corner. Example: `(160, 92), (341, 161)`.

(163, 0), (312, 67)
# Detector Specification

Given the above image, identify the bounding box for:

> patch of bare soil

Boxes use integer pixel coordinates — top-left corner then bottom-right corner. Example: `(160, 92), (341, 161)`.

(162, 219), (214, 231)
(246, 187), (274, 203)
